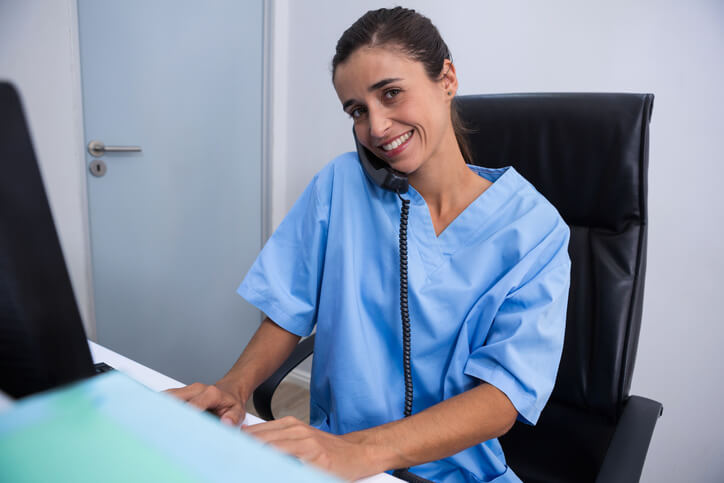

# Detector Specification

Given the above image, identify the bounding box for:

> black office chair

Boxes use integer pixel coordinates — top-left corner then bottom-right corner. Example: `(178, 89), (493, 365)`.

(253, 93), (662, 483)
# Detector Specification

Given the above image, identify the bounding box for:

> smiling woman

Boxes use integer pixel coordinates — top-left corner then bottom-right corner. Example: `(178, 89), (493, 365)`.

(333, 7), (474, 167)
(334, 47), (456, 182)
(168, 7), (571, 483)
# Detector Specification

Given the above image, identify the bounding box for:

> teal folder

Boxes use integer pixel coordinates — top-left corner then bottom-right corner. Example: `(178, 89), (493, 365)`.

(0, 371), (339, 482)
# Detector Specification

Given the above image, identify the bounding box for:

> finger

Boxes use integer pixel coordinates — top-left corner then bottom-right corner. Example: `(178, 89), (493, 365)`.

(244, 416), (301, 435)
(265, 437), (313, 461)
(164, 382), (208, 402)
(245, 422), (311, 445)
(219, 406), (246, 426)
(187, 385), (229, 411)
(268, 438), (332, 473)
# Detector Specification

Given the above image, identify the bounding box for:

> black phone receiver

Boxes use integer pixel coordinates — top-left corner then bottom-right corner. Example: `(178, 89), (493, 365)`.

(354, 128), (409, 194)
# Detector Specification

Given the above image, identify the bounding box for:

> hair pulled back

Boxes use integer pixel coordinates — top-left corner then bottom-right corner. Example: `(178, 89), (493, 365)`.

(332, 7), (472, 163)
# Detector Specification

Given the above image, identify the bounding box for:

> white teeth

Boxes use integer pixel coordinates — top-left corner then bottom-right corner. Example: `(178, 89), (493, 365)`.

(382, 131), (412, 151)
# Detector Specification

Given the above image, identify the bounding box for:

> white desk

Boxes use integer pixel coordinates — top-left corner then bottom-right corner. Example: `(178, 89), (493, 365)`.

(90, 341), (398, 482)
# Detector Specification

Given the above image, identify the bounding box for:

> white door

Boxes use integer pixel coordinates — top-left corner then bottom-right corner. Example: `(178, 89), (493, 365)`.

(78, 0), (264, 384)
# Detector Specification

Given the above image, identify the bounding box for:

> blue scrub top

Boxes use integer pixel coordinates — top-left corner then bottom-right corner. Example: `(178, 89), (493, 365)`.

(238, 152), (570, 482)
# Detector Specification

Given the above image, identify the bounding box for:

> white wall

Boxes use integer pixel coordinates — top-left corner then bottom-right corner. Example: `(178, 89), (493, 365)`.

(0, 0), (94, 336)
(272, 1), (724, 481)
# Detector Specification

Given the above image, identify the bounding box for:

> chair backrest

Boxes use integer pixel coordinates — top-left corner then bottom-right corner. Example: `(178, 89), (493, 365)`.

(456, 93), (653, 482)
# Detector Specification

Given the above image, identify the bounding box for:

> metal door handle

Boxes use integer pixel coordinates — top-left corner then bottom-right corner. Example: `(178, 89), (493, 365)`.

(87, 140), (142, 157)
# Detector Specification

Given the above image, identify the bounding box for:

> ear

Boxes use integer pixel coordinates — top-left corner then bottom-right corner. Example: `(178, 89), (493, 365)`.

(439, 59), (459, 99)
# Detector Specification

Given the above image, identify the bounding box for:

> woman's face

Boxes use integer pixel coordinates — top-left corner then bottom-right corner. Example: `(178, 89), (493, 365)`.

(333, 46), (457, 175)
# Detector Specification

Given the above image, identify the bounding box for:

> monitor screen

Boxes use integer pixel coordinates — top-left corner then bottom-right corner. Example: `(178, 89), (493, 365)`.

(0, 82), (94, 398)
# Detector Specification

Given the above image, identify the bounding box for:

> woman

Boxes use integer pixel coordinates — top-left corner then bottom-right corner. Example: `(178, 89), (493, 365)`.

(171, 7), (570, 482)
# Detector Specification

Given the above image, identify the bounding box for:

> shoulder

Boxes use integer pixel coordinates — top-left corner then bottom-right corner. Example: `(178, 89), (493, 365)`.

(508, 167), (566, 231)
(475, 166), (566, 228)
(314, 151), (364, 187)
(475, 165), (569, 264)
(269, 153), (365, 241)
(307, 151), (377, 206)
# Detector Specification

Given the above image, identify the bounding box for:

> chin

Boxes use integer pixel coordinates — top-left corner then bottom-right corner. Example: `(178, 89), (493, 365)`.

(381, 149), (414, 171)
(389, 159), (420, 176)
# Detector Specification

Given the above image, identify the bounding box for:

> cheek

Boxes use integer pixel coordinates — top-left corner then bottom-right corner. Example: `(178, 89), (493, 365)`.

(406, 92), (446, 129)
(409, 105), (447, 144)
(354, 122), (375, 150)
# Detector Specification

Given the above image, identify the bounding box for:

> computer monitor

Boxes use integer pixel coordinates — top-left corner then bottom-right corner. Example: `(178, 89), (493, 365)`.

(0, 81), (95, 398)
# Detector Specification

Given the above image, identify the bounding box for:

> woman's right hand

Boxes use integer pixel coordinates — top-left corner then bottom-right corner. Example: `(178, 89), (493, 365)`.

(166, 381), (247, 426)
(164, 318), (300, 427)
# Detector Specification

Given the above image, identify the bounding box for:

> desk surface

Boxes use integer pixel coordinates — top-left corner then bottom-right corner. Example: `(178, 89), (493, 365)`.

(90, 341), (398, 482)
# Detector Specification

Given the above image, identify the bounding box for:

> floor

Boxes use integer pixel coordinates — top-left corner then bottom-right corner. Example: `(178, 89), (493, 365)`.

(246, 379), (310, 423)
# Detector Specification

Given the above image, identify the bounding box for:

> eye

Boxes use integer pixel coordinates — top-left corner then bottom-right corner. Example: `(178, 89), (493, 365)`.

(384, 88), (401, 99)
(349, 106), (367, 120)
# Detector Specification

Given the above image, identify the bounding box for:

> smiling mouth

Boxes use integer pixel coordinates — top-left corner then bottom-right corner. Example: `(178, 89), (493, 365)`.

(380, 130), (413, 151)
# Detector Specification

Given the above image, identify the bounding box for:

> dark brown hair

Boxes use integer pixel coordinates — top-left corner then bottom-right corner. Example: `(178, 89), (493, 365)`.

(332, 7), (472, 163)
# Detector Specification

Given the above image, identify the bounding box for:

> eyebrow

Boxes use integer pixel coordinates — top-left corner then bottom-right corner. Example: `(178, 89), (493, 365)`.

(369, 77), (402, 91)
(342, 77), (403, 111)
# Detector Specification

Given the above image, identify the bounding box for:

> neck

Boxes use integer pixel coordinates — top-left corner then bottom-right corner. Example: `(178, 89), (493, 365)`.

(408, 132), (471, 213)
(407, 128), (491, 236)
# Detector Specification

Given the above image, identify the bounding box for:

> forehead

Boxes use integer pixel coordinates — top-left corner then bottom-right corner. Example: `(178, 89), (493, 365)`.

(333, 47), (428, 101)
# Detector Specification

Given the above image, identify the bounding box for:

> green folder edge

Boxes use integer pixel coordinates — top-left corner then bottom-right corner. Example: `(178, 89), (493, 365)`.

(0, 371), (339, 483)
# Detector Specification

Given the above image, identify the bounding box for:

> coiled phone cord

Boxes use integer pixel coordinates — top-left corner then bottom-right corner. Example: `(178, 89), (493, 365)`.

(394, 193), (436, 482)
(397, 192), (413, 418)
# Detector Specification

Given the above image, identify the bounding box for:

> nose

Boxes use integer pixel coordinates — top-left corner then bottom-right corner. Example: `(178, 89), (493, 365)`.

(367, 106), (391, 141)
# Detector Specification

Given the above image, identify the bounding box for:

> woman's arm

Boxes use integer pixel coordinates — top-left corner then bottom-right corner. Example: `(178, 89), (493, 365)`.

(167, 317), (300, 425)
(349, 382), (517, 473)
(244, 381), (517, 480)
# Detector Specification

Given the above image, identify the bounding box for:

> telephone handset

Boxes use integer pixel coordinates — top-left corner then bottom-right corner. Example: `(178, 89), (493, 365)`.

(353, 129), (409, 194)
(353, 128), (414, 422)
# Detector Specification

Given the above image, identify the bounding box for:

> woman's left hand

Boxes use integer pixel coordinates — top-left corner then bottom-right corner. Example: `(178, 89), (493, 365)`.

(243, 416), (375, 480)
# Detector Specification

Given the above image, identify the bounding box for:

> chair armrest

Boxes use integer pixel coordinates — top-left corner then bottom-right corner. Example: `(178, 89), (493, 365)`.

(596, 395), (663, 483)
(392, 469), (434, 483)
(252, 334), (315, 421)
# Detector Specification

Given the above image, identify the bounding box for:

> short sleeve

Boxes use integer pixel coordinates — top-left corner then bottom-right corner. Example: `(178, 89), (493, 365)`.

(464, 223), (571, 426)
(237, 172), (331, 337)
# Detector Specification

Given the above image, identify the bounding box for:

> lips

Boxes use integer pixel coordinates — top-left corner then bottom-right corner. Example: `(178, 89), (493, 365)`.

(380, 130), (413, 152)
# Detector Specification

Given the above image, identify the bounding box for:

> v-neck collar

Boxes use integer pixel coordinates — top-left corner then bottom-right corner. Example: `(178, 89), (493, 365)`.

(391, 165), (522, 278)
